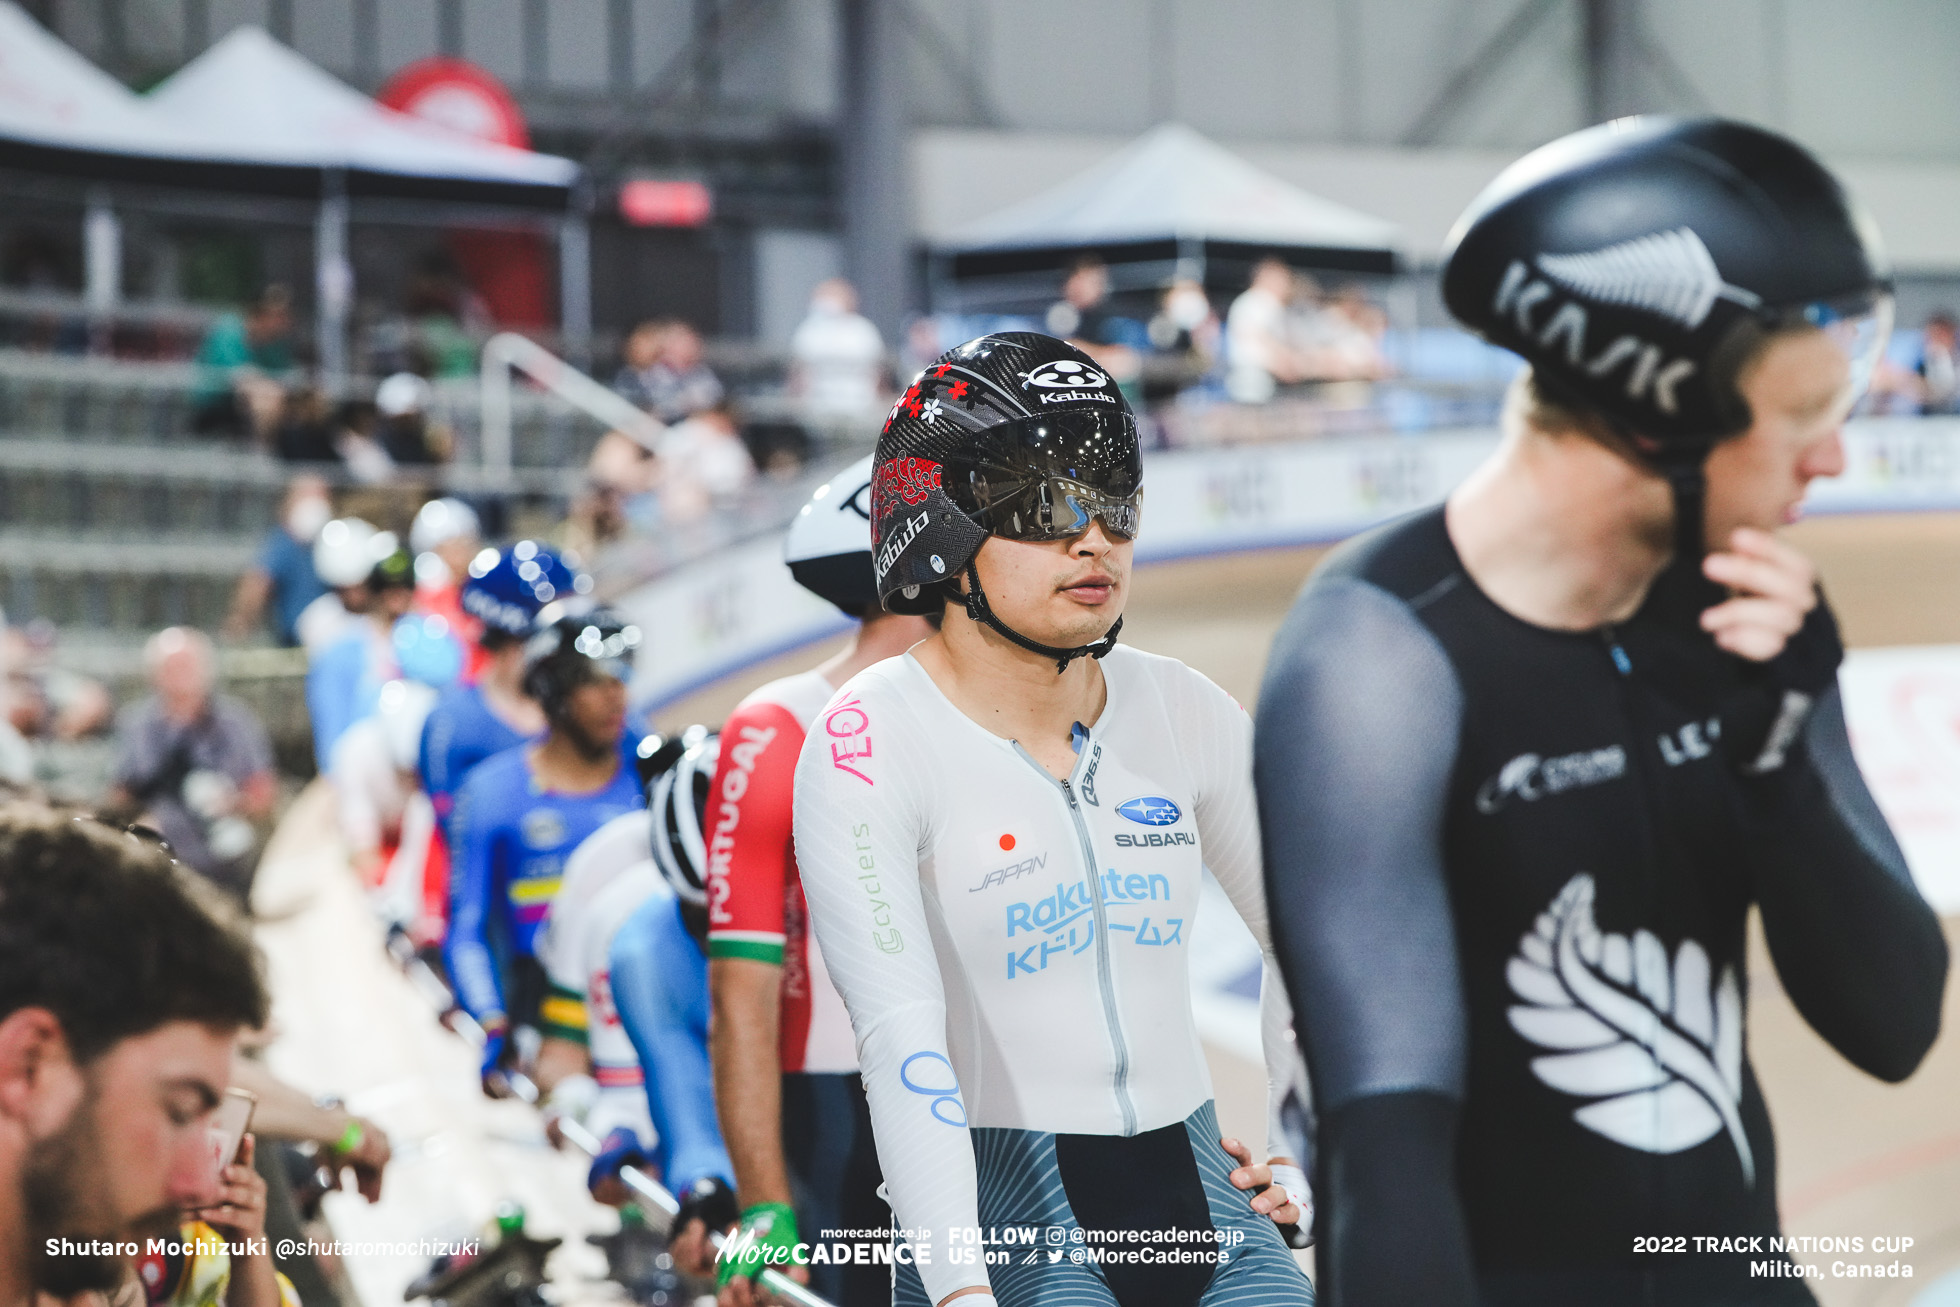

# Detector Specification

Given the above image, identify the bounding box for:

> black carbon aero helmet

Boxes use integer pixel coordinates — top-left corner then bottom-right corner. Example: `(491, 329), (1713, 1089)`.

(784, 455), (877, 615)
(1442, 117), (1891, 549)
(872, 332), (1142, 671)
(521, 605), (642, 719)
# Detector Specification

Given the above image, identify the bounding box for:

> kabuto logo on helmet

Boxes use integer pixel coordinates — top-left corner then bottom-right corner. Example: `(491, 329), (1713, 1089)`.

(1019, 358), (1109, 391)
(1019, 357), (1116, 405)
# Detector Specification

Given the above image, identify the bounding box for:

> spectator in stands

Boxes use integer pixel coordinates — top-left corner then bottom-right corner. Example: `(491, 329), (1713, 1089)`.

(1146, 277), (1222, 405)
(1225, 256), (1312, 403)
(332, 398), (398, 485)
(789, 277), (887, 422)
(1045, 257), (1144, 391)
(272, 383), (341, 464)
(0, 800), (269, 1307)
(225, 474), (333, 648)
(4, 619), (113, 744)
(655, 402), (755, 523)
(191, 285), (295, 439)
(375, 372), (449, 467)
(404, 264), (482, 380)
(1317, 282), (1392, 385)
(108, 628), (277, 904)
(645, 321), (725, 424)
(0, 617), (32, 788)
(1918, 311), (1959, 414)
(368, 255), (485, 381)
(1148, 277), (1220, 357)
(612, 319), (668, 411)
(899, 312), (948, 378)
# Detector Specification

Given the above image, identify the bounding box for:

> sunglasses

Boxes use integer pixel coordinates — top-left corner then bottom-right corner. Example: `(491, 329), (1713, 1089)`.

(945, 411), (1144, 544)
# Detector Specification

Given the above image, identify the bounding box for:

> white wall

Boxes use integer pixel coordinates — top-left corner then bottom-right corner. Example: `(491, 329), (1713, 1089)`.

(754, 228), (842, 348)
(61, 0), (1960, 165)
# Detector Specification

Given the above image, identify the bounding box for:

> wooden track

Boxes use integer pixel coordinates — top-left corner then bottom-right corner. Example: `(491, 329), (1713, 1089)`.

(250, 783), (627, 1307)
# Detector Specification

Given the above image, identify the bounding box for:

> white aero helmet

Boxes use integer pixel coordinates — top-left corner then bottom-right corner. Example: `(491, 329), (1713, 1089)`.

(313, 518), (392, 589)
(375, 679), (440, 772)
(410, 497), (481, 555)
(783, 455), (876, 614)
(644, 725), (720, 908)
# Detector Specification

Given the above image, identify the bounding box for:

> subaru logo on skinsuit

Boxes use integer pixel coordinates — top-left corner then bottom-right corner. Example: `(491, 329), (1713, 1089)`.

(1116, 796), (1180, 827)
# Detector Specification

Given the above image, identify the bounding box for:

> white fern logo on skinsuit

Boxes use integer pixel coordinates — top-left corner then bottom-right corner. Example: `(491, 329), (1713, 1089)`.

(1537, 227), (1761, 330)
(1506, 873), (1753, 1186)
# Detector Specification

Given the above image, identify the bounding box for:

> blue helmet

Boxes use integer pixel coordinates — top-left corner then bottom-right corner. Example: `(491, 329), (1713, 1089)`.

(460, 541), (587, 639)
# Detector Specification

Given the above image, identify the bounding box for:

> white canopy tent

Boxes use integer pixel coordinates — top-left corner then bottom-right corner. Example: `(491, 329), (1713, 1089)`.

(0, 2), (186, 161)
(144, 28), (576, 193)
(143, 28), (581, 380)
(0, 2), (188, 309)
(0, 8), (584, 378)
(935, 123), (1402, 298)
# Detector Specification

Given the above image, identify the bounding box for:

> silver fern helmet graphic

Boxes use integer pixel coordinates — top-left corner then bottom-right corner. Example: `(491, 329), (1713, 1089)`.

(1506, 873), (1752, 1185)
(1536, 227), (1762, 331)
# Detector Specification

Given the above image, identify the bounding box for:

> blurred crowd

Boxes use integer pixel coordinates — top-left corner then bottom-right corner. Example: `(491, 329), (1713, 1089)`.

(189, 284), (457, 481)
(1024, 255), (1390, 410)
(0, 479), (596, 1307)
(571, 278), (891, 555)
(1872, 309), (1960, 415)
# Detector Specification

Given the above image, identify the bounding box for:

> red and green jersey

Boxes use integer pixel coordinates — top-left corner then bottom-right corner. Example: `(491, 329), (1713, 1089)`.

(704, 670), (857, 1073)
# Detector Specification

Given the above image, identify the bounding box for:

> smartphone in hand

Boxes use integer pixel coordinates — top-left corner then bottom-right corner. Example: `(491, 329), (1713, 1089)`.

(205, 1088), (258, 1187)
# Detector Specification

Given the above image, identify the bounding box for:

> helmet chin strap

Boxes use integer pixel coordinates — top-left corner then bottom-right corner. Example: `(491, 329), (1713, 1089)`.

(1662, 459), (1707, 566)
(961, 562), (1122, 674)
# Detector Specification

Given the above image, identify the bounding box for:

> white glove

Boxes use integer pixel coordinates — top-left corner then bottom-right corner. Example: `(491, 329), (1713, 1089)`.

(542, 1073), (599, 1127)
(1267, 1162), (1313, 1230)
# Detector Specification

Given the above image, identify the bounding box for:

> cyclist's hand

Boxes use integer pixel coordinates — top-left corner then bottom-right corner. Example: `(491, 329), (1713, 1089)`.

(719, 1262), (811, 1307)
(1218, 1136), (1304, 1226)
(584, 1128), (650, 1207)
(669, 1217), (716, 1278)
(1700, 528), (1817, 662)
(337, 1117), (391, 1202)
(477, 1023), (510, 1096)
(716, 1202), (803, 1304)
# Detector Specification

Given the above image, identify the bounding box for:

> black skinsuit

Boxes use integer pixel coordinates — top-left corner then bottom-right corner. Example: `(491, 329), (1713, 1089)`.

(1254, 506), (1947, 1307)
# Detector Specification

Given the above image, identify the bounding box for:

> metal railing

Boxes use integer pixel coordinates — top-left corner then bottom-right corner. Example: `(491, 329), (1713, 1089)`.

(478, 332), (664, 481)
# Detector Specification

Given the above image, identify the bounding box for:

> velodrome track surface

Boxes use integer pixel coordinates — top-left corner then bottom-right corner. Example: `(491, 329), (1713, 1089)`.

(253, 511), (1960, 1306)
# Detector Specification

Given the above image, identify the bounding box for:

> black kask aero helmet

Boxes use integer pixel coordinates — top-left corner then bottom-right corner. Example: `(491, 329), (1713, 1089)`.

(1441, 116), (1891, 556)
(871, 332), (1143, 672)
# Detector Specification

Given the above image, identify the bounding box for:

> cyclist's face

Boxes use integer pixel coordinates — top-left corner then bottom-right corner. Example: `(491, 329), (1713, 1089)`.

(970, 520), (1131, 651)
(558, 674), (629, 758)
(1703, 328), (1852, 542)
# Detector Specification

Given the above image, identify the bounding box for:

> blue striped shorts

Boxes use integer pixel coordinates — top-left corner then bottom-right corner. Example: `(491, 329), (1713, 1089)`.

(892, 1099), (1314, 1307)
